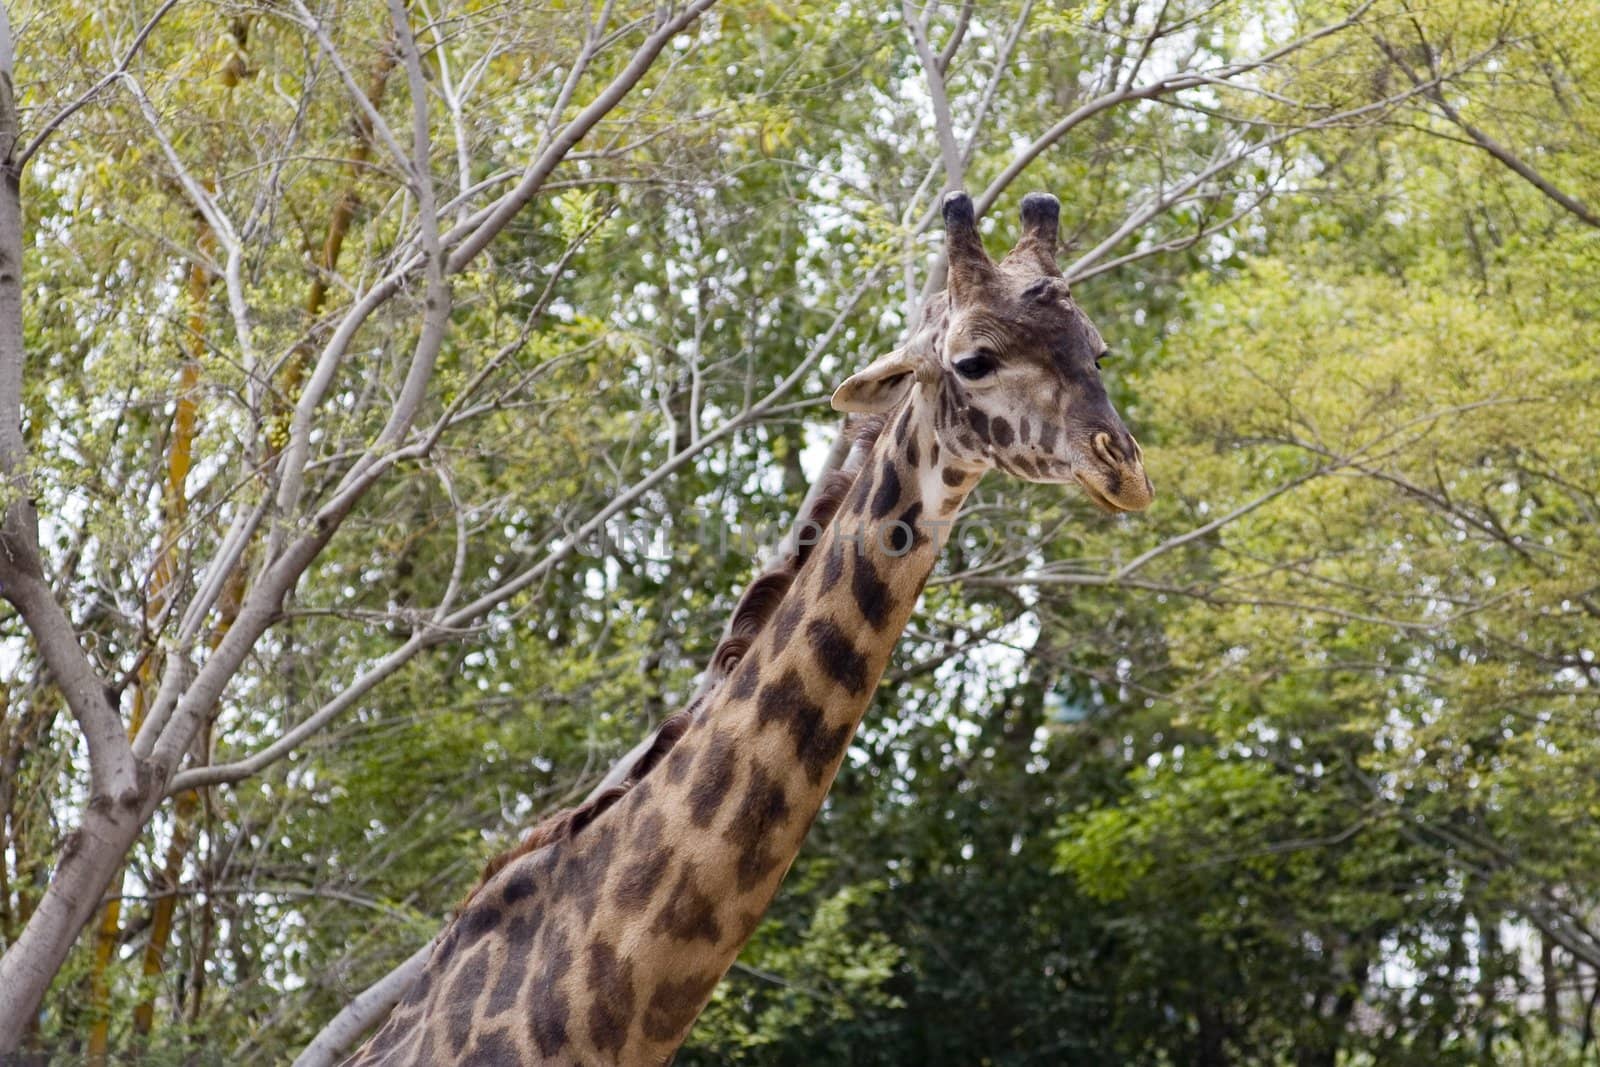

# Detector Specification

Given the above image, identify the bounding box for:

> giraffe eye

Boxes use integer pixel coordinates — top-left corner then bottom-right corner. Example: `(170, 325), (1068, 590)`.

(954, 348), (998, 380)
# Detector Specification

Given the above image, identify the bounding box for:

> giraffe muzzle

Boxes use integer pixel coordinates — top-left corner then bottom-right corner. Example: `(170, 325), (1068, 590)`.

(1075, 432), (1153, 513)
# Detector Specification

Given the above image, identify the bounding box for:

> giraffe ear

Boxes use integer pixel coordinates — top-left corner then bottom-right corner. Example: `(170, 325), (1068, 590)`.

(831, 347), (919, 413)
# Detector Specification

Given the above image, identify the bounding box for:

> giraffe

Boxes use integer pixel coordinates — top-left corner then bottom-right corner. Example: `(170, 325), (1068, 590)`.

(343, 190), (1153, 1065)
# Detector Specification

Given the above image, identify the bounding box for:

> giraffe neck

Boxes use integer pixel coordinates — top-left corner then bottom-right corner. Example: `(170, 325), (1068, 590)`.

(347, 389), (982, 1066)
(591, 390), (979, 1056)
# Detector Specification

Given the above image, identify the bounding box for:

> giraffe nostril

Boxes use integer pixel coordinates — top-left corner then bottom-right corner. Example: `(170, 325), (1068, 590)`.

(1092, 432), (1120, 467)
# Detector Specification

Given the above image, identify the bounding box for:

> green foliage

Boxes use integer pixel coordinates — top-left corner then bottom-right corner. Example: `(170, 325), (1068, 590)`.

(688, 882), (905, 1061)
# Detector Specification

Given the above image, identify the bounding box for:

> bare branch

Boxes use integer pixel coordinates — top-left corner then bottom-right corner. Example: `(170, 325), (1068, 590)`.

(917, 0), (1033, 305)
(1373, 31), (1600, 228)
(287, 0), (416, 186)
(934, 0), (972, 76)
(168, 628), (438, 793)
(118, 72), (262, 376)
(435, 266), (882, 628)
(273, 1), (716, 529)
(902, 0), (963, 191)
(982, 0), (1378, 215)
(1119, 0), (1175, 92)
(291, 943), (434, 1067)
(445, 0), (717, 272)
(961, 0), (1032, 169)
(0, 27), (132, 800)
(1064, 55), (1489, 278)
(16, 0), (182, 167)
(0, 566), (134, 796)
(907, 0), (1380, 306)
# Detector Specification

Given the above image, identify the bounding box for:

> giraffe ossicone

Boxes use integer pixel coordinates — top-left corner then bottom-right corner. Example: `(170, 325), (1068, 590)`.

(344, 190), (1152, 1065)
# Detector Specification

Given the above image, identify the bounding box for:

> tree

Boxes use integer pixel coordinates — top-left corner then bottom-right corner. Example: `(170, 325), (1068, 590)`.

(0, 0), (720, 1045)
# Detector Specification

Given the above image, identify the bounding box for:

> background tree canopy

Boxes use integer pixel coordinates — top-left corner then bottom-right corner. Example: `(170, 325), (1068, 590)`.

(0, 0), (1596, 1062)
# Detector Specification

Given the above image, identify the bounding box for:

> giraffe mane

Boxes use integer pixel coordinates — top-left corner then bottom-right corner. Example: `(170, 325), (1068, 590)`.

(462, 412), (889, 907)
(465, 707), (694, 903)
(697, 412), (887, 694)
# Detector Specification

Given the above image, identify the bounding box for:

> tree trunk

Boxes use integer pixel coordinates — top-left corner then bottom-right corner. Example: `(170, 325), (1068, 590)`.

(0, 797), (160, 1044)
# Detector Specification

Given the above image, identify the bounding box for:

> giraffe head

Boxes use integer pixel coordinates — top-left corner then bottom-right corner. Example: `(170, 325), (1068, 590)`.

(832, 191), (1153, 513)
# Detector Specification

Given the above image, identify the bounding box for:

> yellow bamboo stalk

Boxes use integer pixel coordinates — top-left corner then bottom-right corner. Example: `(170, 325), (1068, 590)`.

(83, 217), (211, 1063)
(121, 29), (396, 1047)
(83, 18), (259, 1050)
(128, 247), (209, 1039)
